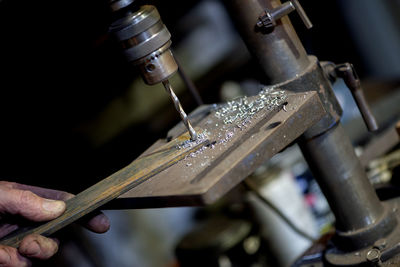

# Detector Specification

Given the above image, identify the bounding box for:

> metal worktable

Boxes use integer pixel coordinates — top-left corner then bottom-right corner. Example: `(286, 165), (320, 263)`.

(114, 90), (324, 208)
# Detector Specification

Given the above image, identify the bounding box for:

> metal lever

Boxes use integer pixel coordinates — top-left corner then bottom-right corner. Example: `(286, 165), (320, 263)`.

(256, 0), (313, 30)
(335, 63), (379, 132)
(291, 0), (313, 28)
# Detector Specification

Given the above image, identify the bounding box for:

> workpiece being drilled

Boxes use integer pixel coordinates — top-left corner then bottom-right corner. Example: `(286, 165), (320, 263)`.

(162, 80), (197, 141)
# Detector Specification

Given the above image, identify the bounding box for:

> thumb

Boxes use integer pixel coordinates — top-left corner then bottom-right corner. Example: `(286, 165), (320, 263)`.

(0, 185), (66, 222)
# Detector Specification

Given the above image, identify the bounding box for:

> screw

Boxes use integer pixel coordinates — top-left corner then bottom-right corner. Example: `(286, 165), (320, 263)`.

(366, 248), (381, 263)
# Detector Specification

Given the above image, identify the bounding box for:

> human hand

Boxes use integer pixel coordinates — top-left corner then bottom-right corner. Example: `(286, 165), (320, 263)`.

(0, 181), (110, 267)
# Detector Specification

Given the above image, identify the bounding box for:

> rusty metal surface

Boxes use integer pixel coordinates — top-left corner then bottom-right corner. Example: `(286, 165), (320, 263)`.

(114, 90), (325, 208)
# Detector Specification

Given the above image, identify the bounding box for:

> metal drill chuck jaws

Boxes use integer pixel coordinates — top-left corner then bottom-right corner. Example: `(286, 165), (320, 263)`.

(110, 5), (178, 85)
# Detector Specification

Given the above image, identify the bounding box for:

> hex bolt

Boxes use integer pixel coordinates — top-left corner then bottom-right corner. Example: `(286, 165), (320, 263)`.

(366, 248), (381, 264)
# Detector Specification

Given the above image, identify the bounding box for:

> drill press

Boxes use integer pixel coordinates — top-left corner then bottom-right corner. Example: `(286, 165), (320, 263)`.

(110, 1), (400, 265)
(2, 1), (399, 265)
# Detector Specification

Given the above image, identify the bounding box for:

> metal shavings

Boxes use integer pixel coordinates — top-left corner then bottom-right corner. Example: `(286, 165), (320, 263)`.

(214, 87), (287, 125)
(186, 144), (209, 159)
(214, 128), (237, 145)
(182, 88), (287, 168)
(177, 130), (209, 150)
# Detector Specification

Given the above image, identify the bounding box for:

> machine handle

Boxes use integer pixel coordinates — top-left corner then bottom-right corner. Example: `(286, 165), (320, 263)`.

(335, 63), (379, 132)
(291, 0), (313, 29)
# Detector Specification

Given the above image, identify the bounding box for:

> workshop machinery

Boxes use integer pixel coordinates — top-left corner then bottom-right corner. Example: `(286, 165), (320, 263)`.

(2, 0), (400, 266)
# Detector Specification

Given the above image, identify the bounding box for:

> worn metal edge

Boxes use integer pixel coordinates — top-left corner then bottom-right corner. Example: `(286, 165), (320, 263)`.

(201, 93), (326, 204)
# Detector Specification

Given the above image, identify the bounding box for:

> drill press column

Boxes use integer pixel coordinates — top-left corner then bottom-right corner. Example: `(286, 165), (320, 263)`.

(225, 0), (389, 249)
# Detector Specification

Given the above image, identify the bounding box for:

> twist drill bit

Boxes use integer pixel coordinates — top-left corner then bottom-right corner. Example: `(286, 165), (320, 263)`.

(162, 79), (197, 141)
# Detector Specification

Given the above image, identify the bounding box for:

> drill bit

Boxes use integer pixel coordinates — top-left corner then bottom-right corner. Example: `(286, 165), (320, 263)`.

(162, 79), (197, 141)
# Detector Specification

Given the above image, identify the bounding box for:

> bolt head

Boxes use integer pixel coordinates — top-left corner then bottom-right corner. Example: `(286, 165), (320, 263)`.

(366, 248), (381, 263)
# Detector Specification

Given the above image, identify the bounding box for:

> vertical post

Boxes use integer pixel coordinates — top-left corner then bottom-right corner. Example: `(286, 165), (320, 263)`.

(299, 124), (384, 231)
(225, 0), (386, 236)
(225, 0), (310, 83)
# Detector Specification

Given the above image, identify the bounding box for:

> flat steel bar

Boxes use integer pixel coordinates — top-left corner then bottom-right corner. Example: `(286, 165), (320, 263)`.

(0, 131), (208, 248)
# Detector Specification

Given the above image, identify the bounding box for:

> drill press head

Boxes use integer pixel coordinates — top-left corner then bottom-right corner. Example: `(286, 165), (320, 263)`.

(110, 5), (178, 85)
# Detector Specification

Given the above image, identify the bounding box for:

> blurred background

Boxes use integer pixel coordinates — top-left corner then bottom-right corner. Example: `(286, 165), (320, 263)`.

(0, 0), (400, 266)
